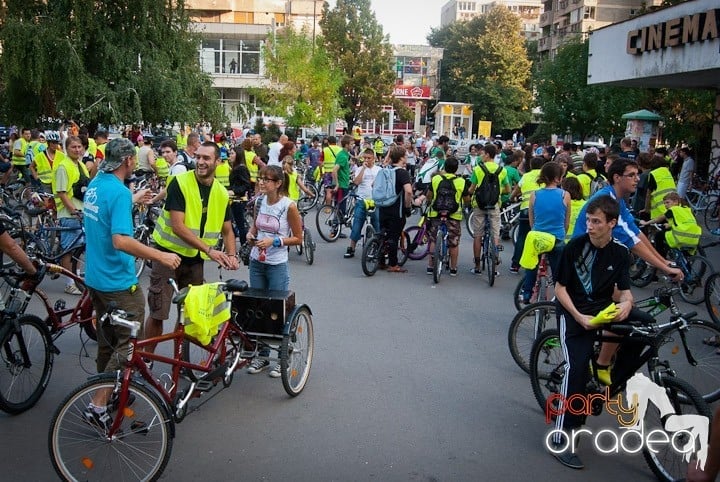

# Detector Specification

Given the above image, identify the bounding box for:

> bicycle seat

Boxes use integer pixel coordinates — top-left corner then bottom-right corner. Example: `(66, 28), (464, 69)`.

(225, 279), (249, 293)
(172, 287), (189, 305)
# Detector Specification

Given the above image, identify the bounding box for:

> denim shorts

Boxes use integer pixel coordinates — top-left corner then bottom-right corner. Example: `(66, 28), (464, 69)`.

(59, 217), (84, 252)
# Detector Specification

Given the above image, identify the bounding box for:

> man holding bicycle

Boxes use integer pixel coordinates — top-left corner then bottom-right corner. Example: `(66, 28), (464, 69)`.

(344, 148), (380, 258)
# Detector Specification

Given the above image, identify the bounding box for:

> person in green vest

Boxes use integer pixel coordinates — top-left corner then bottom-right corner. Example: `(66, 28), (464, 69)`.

(94, 130), (109, 162)
(31, 131), (65, 192)
(176, 126), (189, 151)
(640, 191), (702, 257)
(12, 127), (32, 182)
(322, 136), (342, 204)
(644, 156), (677, 220)
(373, 136), (384, 161)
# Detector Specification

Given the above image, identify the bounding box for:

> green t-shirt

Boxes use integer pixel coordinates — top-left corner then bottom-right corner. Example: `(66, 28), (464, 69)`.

(501, 165), (521, 203)
(335, 149), (351, 189)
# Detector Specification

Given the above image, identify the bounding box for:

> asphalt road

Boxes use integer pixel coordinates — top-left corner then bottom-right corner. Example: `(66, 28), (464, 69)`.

(1, 213), (716, 481)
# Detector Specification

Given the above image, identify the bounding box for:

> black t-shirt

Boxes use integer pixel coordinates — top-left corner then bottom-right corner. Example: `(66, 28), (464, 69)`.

(380, 167), (411, 216)
(556, 233), (630, 316)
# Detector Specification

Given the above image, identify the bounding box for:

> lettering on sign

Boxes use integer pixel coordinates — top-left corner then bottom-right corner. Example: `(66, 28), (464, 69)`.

(393, 86), (431, 99)
(627, 8), (719, 54)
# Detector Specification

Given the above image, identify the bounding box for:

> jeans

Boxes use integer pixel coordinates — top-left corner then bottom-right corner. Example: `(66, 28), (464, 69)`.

(59, 217), (84, 251)
(249, 259), (289, 291)
(231, 201), (247, 242)
(349, 201), (379, 243)
(521, 241), (564, 298)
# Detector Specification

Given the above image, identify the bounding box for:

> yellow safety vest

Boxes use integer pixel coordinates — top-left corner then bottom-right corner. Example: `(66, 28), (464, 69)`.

(51, 157), (90, 213)
(578, 169), (599, 200)
(287, 171), (300, 201)
(665, 205), (701, 251)
(152, 171), (229, 258)
(471, 162), (507, 209)
(215, 161), (230, 188)
(649, 167), (677, 219)
(177, 133), (188, 151)
(244, 150), (259, 182)
(566, 199), (587, 241)
(373, 140), (384, 154)
(155, 158), (169, 179)
(323, 146), (341, 173)
(97, 143), (106, 159)
(34, 149), (65, 185)
(428, 174), (466, 221)
(12, 138), (28, 165)
(88, 138), (98, 158)
(520, 169), (542, 210)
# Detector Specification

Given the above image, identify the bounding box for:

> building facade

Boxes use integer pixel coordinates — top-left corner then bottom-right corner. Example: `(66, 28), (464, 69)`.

(440, 0), (542, 40)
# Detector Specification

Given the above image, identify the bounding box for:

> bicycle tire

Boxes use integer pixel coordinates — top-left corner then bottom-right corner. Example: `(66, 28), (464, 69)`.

(0, 315), (53, 414)
(465, 210), (475, 238)
(641, 374), (712, 482)
(529, 329), (565, 413)
(281, 305), (314, 397)
(304, 228), (314, 265)
(397, 230), (409, 267)
(658, 319), (720, 403)
(404, 226), (430, 260)
(511, 223), (519, 246)
(362, 223), (375, 248)
(432, 236), (443, 284)
(704, 272), (720, 325)
(134, 227), (150, 278)
(704, 198), (719, 233)
(629, 251), (655, 288)
(297, 183), (319, 212)
(513, 275), (554, 311)
(49, 375), (173, 481)
(316, 204), (340, 242)
(679, 255), (715, 305)
(508, 301), (556, 374)
(361, 238), (381, 277)
(485, 238), (496, 287)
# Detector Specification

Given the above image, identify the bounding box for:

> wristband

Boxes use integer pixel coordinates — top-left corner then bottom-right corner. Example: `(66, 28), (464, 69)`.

(273, 236), (281, 248)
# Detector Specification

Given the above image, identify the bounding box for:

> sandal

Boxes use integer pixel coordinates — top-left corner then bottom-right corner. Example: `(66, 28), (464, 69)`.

(703, 335), (720, 347)
(387, 266), (408, 273)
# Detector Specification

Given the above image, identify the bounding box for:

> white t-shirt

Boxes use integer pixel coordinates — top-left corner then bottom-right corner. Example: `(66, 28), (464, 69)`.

(355, 164), (381, 199)
(406, 150), (417, 166)
(169, 162), (187, 176)
(267, 142), (282, 166)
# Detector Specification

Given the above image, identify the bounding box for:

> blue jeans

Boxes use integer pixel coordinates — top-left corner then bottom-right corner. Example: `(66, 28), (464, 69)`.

(521, 240), (564, 299)
(349, 201), (379, 243)
(59, 217), (84, 252)
(249, 259), (289, 291)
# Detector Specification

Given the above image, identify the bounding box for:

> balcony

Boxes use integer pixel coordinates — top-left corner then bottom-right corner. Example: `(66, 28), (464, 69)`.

(539, 11), (553, 27)
(538, 36), (550, 52)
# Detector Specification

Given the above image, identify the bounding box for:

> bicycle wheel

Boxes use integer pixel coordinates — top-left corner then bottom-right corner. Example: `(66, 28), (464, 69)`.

(1, 220), (27, 269)
(0, 315), (53, 414)
(658, 319), (720, 403)
(315, 204), (340, 242)
(432, 236), (443, 284)
(513, 276), (554, 311)
(507, 301), (556, 374)
(641, 375), (712, 482)
(405, 225), (429, 260)
(182, 337), (222, 382)
(295, 236), (303, 255)
(485, 239), (496, 287)
(705, 272), (720, 325)
(465, 210), (475, 238)
(134, 227), (150, 278)
(49, 375), (173, 482)
(704, 198), (719, 232)
(303, 228), (314, 265)
(361, 238), (381, 276)
(680, 255), (715, 305)
(362, 223), (375, 248)
(511, 223), (519, 246)
(529, 329), (565, 413)
(397, 230), (409, 267)
(629, 251), (654, 288)
(297, 184), (318, 212)
(281, 305), (314, 397)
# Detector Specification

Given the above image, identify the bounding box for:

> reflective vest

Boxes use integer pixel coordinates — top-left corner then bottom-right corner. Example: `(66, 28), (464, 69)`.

(428, 174), (466, 221)
(97, 143), (106, 159)
(244, 150), (259, 182)
(34, 149), (65, 184)
(323, 146), (341, 173)
(373, 140), (384, 154)
(152, 171), (229, 258)
(51, 157), (89, 212)
(566, 199), (587, 241)
(665, 205), (701, 250)
(649, 167), (677, 219)
(88, 138), (97, 158)
(155, 158), (169, 179)
(578, 169), (598, 200)
(215, 161), (230, 188)
(287, 171), (300, 201)
(520, 169), (542, 210)
(12, 138), (28, 165)
(176, 133), (188, 151)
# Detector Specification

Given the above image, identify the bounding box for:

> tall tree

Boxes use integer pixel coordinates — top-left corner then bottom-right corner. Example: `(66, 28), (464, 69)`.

(0, 0), (224, 128)
(319, 0), (395, 130)
(256, 27), (343, 130)
(428, 6), (533, 132)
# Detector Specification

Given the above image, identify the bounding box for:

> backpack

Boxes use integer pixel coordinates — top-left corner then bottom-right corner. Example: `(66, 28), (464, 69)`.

(432, 176), (460, 214)
(474, 163), (503, 209)
(582, 172), (608, 196)
(372, 166), (400, 207)
(177, 150), (196, 170)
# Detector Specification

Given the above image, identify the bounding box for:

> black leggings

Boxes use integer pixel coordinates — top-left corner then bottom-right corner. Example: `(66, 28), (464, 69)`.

(380, 211), (406, 267)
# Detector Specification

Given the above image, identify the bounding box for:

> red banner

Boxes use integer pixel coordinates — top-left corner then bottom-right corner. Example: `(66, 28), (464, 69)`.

(393, 85), (431, 99)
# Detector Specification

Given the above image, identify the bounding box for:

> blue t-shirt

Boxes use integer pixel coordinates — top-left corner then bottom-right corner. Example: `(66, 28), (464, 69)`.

(83, 172), (137, 291)
(572, 185), (640, 248)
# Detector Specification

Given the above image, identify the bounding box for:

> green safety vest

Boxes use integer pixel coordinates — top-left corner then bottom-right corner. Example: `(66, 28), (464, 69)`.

(649, 167), (677, 219)
(215, 161), (230, 188)
(34, 149), (65, 184)
(12, 138), (28, 166)
(323, 146), (341, 173)
(244, 150), (259, 182)
(373, 140), (384, 154)
(51, 157), (89, 213)
(152, 171), (229, 258)
(520, 169), (542, 210)
(428, 174), (466, 221)
(155, 158), (169, 179)
(177, 133), (188, 151)
(287, 171), (300, 201)
(665, 205), (701, 250)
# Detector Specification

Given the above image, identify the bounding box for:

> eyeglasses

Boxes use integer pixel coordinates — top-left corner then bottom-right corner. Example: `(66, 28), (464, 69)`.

(258, 177), (278, 183)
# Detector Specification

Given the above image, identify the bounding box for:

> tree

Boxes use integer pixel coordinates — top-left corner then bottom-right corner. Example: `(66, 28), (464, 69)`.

(534, 39), (642, 143)
(0, 0), (224, 128)
(255, 27), (343, 130)
(428, 6), (533, 132)
(319, 0), (395, 129)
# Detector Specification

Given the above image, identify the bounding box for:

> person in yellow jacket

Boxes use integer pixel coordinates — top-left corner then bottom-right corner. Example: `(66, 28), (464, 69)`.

(12, 127), (32, 182)
(644, 158), (677, 220)
(561, 176), (586, 241)
(641, 191), (702, 257)
(240, 137), (265, 194)
(31, 131), (65, 191)
(144, 142), (239, 355)
(52, 135), (90, 295)
(509, 155), (545, 273)
(322, 136), (342, 204)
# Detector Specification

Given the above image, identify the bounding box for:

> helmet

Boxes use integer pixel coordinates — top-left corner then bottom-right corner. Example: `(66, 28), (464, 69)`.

(45, 131), (60, 143)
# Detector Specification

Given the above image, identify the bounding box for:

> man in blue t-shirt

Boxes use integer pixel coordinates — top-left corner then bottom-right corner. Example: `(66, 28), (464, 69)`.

(572, 157), (683, 282)
(81, 138), (180, 431)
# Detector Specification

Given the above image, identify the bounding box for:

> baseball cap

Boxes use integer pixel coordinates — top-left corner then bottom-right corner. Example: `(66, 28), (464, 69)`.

(99, 138), (136, 172)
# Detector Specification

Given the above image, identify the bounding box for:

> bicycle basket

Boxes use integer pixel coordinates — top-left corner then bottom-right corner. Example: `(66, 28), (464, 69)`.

(183, 283), (231, 346)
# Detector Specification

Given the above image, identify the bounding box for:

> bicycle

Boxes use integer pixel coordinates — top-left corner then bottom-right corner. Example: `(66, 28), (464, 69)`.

(404, 204), (431, 261)
(315, 187), (358, 242)
(478, 213), (500, 287)
(466, 200), (520, 244)
(294, 207), (315, 265)
(361, 228), (408, 276)
(431, 212), (451, 284)
(512, 254), (553, 310)
(132, 202), (161, 277)
(529, 310), (714, 481)
(48, 278), (314, 481)
(686, 175), (718, 226)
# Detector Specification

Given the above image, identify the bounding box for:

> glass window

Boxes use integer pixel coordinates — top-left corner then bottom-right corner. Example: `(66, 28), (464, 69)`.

(223, 39), (241, 52)
(584, 6), (595, 19)
(202, 39), (220, 50)
(241, 52), (260, 74)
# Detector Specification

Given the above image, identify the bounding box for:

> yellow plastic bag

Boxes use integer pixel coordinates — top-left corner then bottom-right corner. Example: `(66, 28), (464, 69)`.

(183, 283), (231, 346)
(519, 231), (556, 270)
(589, 303), (619, 326)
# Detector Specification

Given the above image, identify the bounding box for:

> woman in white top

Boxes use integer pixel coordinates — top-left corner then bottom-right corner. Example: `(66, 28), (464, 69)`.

(405, 141), (419, 180)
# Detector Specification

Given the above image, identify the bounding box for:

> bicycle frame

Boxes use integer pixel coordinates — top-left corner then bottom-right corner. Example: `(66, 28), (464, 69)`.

(33, 264), (94, 339)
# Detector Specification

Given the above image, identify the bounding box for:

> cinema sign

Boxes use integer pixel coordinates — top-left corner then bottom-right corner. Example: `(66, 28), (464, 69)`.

(627, 8), (719, 55)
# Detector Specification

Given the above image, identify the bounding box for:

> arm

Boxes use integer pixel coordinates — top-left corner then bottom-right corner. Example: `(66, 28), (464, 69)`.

(0, 232), (36, 274)
(403, 180), (413, 208)
(252, 154), (265, 170)
(563, 191), (571, 234)
(332, 163), (339, 188)
(630, 235), (683, 280)
(555, 282), (594, 330)
(613, 288), (634, 322)
(352, 165), (365, 186)
(528, 191), (536, 228)
(112, 234), (179, 270)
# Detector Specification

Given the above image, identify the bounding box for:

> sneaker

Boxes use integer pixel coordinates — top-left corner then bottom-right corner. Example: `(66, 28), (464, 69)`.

(551, 447), (584, 470)
(83, 407), (113, 432)
(426, 267), (433, 275)
(509, 266), (520, 274)
(450, 269), (458, 277)
(64, 284), (82, 295)
(470, 268), (482, 275)
(344, 247), (355, 259)
(269, 364), (282, 378)
(246, 359), (270, 374)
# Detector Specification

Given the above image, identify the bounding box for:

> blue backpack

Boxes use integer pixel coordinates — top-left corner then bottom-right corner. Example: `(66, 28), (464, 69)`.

(372, 166), (400, 207)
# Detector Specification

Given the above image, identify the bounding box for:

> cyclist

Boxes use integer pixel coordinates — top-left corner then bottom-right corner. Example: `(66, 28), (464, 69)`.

(639, 191), (701, 258)
(322, 136), (342, 204)
(561, 177), (585, 242)
(344, 148), (381, 259)
(330, 135), (353, 238)
(31, 131), (65, 192)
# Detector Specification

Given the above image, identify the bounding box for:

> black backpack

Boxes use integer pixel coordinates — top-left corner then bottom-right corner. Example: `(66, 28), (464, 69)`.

(474, 163), (503, 209)
(177, 150), (196, 170)
(432, 176), (460, 214)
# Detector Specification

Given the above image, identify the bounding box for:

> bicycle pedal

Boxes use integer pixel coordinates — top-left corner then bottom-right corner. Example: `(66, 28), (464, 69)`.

(194, 380), (215, 392)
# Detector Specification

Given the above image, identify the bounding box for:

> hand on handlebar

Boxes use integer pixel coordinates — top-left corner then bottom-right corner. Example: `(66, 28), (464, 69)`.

(667, 265), (684, 282)
(209, 248), (239, 270)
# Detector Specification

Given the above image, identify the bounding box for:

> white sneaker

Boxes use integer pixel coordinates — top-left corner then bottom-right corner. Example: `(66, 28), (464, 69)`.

(246, 359), (269, 374)
(64, 284), (82, 295)
(269, 364), (282, 378)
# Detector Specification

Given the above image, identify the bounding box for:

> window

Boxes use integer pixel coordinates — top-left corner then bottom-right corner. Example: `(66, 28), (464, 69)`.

(198, 38), (262, 75)
(584, 6), (595, 19)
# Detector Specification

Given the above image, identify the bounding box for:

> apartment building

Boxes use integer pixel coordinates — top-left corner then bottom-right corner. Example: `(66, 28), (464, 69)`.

(440, 0), (543, 40)
(537, 0), (662, 58)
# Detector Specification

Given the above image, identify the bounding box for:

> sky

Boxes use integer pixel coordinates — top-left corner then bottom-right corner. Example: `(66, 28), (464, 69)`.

(326, 0), (449, 45)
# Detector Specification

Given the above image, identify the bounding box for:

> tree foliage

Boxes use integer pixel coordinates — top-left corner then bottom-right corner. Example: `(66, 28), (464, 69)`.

(534, 39), (643, 142)
(256, 27), (343, 129)
(319, 0), (395, 129)
(0, 0), (224, 128)
(427, 6), (533, 132)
